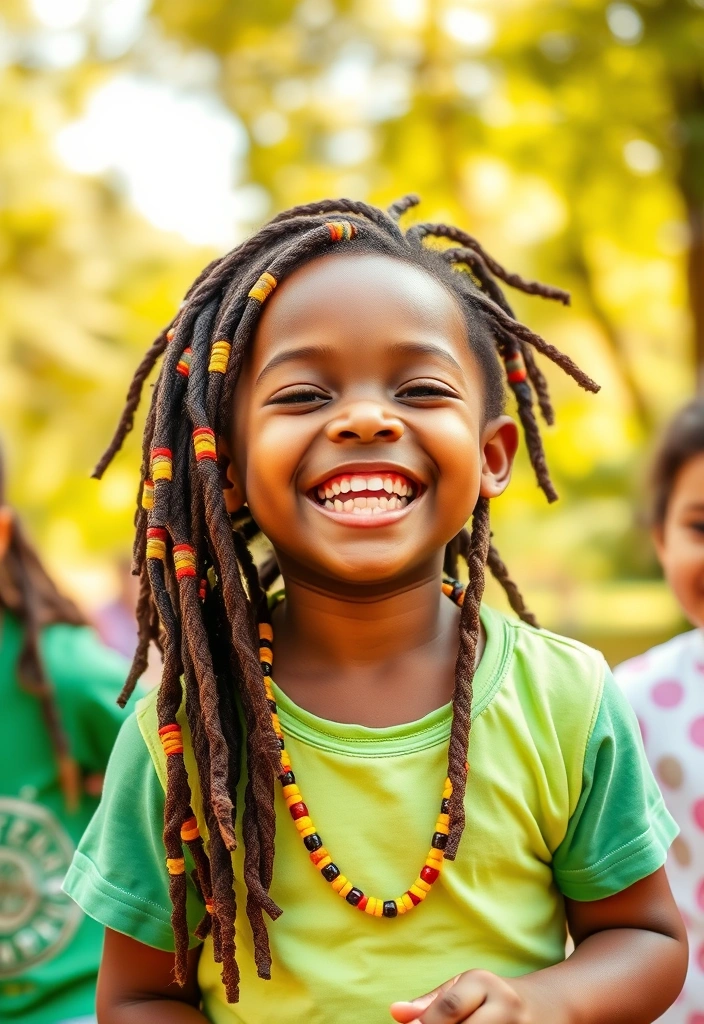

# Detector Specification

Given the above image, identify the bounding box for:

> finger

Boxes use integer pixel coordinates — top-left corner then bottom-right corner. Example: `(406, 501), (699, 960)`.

(390, 977), (461, 1022)
(417, 975), (488, 1024)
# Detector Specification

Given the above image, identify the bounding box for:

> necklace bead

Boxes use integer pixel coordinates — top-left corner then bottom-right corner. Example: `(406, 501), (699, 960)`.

(261, 579), (466, 917)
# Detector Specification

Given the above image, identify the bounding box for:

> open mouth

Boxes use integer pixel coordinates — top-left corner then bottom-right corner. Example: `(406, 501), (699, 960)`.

(311, 471), (420, 517)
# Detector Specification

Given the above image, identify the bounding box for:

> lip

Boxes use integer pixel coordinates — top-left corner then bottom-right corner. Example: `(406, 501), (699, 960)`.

(304, 462), (427, 529)
(305, 461), (425, 494)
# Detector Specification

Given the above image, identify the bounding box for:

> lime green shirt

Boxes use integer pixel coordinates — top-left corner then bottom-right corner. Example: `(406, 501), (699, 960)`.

(0, 611), (131, 1024)
(64, 606), (676, 1024)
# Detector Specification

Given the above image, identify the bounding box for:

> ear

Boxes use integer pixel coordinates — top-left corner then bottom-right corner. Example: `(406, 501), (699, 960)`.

(479, 416), (519, 499)
(216, 438), (246, 514)
(0, 506), (13, 561)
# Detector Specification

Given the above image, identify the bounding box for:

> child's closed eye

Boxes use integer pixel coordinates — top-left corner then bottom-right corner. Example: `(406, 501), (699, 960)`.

(396, 380), (460, 401)
(267, 386), (330, 406)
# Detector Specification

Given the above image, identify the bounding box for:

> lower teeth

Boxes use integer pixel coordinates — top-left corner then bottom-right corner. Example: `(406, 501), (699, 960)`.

(323, 496), (409, 513)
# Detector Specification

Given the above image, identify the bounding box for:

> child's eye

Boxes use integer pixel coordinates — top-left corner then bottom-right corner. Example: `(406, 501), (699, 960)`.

(688, 521), (704, 535)
(396, 381), (458, 400)
(268, 387), (329, 406)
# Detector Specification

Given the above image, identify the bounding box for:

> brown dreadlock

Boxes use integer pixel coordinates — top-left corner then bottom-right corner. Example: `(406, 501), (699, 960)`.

(94, 196), (599, 1001)
(0, 445), (86, 809)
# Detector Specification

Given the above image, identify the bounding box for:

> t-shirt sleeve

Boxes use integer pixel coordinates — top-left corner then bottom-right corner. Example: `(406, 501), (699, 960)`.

(552, 667), (678, 901)
(62, 711), (204, 950)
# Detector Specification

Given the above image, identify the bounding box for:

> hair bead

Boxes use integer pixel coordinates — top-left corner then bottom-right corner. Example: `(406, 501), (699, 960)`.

(198, 577), (207, 601)
(176, 347), (192, 377)
(166, 327), (175, 342)
(208, 339), (231, 373)
(503, 352), (528, 384)
(167, 857), (186, 875)
(248, 271), (277, 303)
(146, 527), (167, 560)
(180, 816), (200, 842)
(151, 447), (173, 481)
(159, 723), (184, 756)
(141, 479), (154, 509)
(326, 220), (357, 242)
(193, 427), (217, 463)
(173, 544), (197, 580)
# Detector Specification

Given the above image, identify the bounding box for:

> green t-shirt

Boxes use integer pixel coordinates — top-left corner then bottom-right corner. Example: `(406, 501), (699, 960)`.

(64, 605), (676, 1024)
(0, 611), (131, 1023)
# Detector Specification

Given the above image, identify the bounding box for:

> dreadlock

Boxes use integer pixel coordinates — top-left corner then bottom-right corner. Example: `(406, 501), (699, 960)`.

(95, 196), (599, 998)
(0, 445), (86, 810)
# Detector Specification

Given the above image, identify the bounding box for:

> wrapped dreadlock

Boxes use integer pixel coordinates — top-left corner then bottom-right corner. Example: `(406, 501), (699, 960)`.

(94, 196), (599, 1000)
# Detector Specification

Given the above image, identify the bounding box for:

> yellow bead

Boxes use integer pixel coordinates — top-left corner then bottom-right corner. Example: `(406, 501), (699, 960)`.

(280, 749), (290, 765)
(364, 897), (378, 916)
(316, 855), (332, 871)
(414, 877), (431, 893)
(409, 884), (427, 901)
(339, 881), (353, 899)
(294, 816), (313, 832)
(300, 825), (317, 838)
(285, 792), (302, 808)
(282, 785), (300, 800)
(401, 893), (415, 911)
(437, 813), (450, 826)
(435, 821), (450, 835)
(395, 897), (407, 915)
(373, 899), (383, 917)
(331, 874), (348, 893)
(271, 714), (281, 732)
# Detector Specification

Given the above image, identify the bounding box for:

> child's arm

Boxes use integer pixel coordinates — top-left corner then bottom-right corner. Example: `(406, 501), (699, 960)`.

(390, 866), (687, 1024)
(97, 929), (207, 1023)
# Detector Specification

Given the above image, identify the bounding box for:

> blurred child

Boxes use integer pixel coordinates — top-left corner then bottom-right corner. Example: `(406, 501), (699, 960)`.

(616, 397), (704, 1022)
(0, 445), (133, 1024)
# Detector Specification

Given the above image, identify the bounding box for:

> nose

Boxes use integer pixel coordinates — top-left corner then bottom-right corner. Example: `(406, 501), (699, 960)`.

(326, 400), (405, 444)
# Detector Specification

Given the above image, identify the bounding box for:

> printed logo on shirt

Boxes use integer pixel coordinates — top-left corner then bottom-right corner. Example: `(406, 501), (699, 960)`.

(0, 797), (81, 978)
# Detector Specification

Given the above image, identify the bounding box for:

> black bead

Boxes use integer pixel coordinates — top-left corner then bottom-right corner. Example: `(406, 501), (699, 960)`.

(279, 771), (295, 786)
(268, 699), (277, 713)
(440, 798), (450, 815)
(382, 900), (398, 918)
(346, 887), (363, 906)
(304, 833), (322, 852)
(321, 863), (340, 883)
(261, 662), (272, 676)
(259, 637), (273, 651)
(278, 736), (286, 749)
(432, 832), (448, 850)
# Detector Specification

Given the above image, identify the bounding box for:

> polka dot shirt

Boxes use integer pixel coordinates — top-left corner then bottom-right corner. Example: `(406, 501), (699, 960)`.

(616, 630), (704, 1023)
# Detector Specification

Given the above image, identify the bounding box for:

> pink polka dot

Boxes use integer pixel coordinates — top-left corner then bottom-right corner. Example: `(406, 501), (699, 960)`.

(691, 716), (704, 748)
(697, 878), (704, 912)
(687, 1015), (704, 1024)
(694, 800), (704, 831)
(695, 662), (704, 674)
(651, 680), (685, 707)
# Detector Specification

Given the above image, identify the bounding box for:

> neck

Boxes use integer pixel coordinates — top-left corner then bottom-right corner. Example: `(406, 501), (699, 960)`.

(273, 569), (452, 669)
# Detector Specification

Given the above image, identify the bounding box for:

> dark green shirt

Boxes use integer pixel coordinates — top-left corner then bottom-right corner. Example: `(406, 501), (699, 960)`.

(0, 611), (131, 1023)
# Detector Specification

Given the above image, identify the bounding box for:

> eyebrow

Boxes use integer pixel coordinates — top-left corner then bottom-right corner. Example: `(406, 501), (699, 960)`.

(684, 502), (704, 513)
(255, 340), (465, 386)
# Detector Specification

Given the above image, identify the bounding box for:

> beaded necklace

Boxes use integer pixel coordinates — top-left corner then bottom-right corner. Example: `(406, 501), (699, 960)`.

(261, 577), (467, 919)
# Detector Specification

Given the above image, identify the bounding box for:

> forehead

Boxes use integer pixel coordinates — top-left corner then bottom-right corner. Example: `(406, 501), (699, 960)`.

(250, 251), (473, 372)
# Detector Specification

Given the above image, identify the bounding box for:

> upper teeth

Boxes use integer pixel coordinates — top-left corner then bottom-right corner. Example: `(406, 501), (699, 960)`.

(318, 474), (414, 503)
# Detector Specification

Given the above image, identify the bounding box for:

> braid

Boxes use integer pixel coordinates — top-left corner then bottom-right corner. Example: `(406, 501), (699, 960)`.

(96, 197), (598, 998)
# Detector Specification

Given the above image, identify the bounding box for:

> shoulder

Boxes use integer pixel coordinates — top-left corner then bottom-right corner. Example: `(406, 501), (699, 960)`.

(491, 606), (608, 712)
(614, 629), (700, 698)
(41, 623), (130, 692)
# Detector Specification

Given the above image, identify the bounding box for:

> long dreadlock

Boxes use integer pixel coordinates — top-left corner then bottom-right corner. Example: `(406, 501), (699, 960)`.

(94, 196), (599, 1000)
(0, 445), (86, 810)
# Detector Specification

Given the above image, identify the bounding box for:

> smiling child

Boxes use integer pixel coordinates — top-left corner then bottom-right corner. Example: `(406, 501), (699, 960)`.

(64, 197), (687, 1024)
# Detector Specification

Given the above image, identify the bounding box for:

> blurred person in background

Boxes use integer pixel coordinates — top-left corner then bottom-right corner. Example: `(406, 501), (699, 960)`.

(616, 397), (704, 1022)
(93, 558), (160, 687)
(0, 443), (134, 1024)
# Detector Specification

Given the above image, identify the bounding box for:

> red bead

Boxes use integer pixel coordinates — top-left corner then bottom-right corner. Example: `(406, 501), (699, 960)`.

(289, 802), (308, 820)
(407, 890), (422, 906)
(420, 866), (439, 884)
(357, 895), (368, 911)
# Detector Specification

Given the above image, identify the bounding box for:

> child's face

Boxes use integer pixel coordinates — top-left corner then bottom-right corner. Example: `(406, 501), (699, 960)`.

(224, 253), (517, 589)
(654, 451), (704, 628)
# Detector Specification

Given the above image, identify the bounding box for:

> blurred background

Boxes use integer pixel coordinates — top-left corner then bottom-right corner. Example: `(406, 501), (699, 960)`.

(1, 0), (701, 664)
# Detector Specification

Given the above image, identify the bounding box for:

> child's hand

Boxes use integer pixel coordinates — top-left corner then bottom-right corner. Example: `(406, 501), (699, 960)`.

(390, 970), (531, 1024)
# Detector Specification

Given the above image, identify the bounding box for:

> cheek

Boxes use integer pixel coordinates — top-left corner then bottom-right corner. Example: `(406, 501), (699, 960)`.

(238, 415), (305, 511)
(660, 531), (704, 607)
